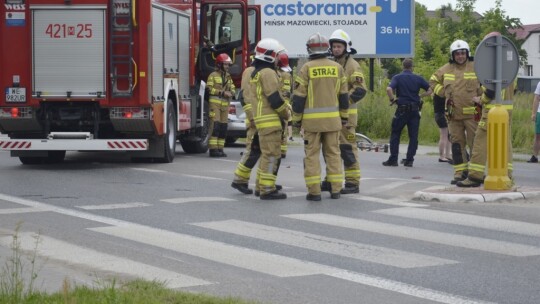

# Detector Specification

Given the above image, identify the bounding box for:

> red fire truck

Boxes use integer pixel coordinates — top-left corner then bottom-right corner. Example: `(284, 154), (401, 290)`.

(0, 0), (259, 164)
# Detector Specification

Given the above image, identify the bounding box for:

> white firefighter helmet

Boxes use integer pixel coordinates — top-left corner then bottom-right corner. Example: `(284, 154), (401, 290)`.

(449, 39), (470, 56)
(306, 32), (330, 56)
(329, 29), (352, 53)
(255, 38), (284, 63)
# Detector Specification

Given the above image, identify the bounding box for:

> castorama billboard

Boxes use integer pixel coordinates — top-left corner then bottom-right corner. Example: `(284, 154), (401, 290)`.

(253, 0), (414, 58)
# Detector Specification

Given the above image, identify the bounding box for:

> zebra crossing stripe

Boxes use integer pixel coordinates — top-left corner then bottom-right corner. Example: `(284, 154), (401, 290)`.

(373, 207), (540, 238)
(160, 197), (236, 204)
(283, 213), (540, 256)
(77, 202), (152, 210)
(192, 220), (457, 268)
(0, 232), (211, 289)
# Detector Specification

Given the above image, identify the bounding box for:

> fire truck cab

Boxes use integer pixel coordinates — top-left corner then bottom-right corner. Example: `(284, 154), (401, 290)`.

(0, 0), (259, 164)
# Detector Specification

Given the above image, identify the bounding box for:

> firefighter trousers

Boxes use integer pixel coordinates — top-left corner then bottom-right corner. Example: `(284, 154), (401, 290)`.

(233, 125), (260, 185)
(257, 130), (282, 195)
(448, 118), (478, 178)
(468, 112), (513, 181)
(339, 126), (361, 186)
(209, 102), (228, 150)
(303, 130), (343, 195)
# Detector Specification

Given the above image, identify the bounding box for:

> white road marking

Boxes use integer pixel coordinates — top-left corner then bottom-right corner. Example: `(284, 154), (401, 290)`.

(0, 192), (496, 304)
(362, 181), (410, 195)
(0, 232), (211, 289)
(352, 195), (428, 207)
(283, 213), (540, 257)
(76, 202), (152, 210)
(131, 168), (168, 173)
(0, 207), (47, 214)
(89, 225), (331, 277)
(181, 174), (227, 181)
(192, 220), (457, 268)
(160, 197), (236, 204)
(374, 207), (540, 238)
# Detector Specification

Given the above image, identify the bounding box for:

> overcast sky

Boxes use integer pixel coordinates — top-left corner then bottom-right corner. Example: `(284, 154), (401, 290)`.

(416, 0), (539, 25)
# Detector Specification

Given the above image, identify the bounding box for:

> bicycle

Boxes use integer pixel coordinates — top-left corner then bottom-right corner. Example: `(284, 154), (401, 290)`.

(356, 133), (388, 153)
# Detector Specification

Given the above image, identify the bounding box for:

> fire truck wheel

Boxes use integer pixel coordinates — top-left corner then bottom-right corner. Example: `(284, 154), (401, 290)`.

(19, 157), (44, 165)
(156, 100), (177, 163)
(45, 151), (66, 163)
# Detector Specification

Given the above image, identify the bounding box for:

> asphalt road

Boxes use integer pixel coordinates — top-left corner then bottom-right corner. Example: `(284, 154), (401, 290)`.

(1, 142), (539, 304)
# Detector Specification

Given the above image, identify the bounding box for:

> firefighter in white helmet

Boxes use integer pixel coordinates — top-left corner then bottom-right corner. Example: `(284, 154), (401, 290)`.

(207, 53), (236, 157)
(457, 32), (515, 187)
(249, 38), (289, 200)
(430, 39), (482, 184)
(321, 29), (367, 195)
(292, 32), (349, 201)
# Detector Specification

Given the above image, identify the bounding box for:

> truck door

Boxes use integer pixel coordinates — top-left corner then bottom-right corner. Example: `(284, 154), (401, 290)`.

(197, 0), (259, 87)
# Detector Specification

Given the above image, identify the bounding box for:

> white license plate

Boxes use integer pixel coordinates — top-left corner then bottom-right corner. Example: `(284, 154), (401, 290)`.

(5, 87), (26, 102)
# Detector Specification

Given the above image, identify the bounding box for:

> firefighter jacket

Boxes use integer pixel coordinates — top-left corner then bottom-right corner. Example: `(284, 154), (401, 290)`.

(336, 55), (367, 127)
(430, 60), (482, 120)
(250, 67), (290, 136)
(207, 70), (236, 108)
(291, 57), (349, 132)
(240, 66), (255, 124)
(277, 70), (293, 105)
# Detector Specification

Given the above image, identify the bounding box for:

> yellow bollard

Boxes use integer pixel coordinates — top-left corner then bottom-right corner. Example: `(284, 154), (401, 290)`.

(484, 104), (511, 190)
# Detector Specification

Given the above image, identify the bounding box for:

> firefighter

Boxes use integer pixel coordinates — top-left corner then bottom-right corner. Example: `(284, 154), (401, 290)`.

(231, 64), (257, 194)
(430, 40), (482, 184)
(251, 38), (289, 200)
(292, 32), (349, 201)
(457, 32), (515, 187)
(321, 29), (367, 195)
(207, 53), (236, 157)
(276, 52), (293, 158)
(231, 59), (284, 196)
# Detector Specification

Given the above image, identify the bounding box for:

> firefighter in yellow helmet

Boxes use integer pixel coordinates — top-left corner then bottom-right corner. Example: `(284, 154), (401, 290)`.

(430, 40), (482, 184)
(292, 32), (349, 201)
(321, 29), (367, 195)
(250, 38), (289, 200)
(457, 32), (515, 187)
(276, 52), (293, 158)
(207, 53), (236, 157)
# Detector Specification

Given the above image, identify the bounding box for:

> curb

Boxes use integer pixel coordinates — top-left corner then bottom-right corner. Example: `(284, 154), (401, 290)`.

(414, 185), (540, 203)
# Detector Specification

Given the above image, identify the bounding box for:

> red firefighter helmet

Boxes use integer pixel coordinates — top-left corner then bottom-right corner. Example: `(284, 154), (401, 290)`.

(216, 53), (232, 68)
(277, 52), (292, 72)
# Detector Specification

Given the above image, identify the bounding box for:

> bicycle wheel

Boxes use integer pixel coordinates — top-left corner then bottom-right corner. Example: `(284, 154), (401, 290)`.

(356, 133), (373, 149)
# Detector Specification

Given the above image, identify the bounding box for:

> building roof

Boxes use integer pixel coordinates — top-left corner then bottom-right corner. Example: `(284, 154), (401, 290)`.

(510, 24), (540, 40)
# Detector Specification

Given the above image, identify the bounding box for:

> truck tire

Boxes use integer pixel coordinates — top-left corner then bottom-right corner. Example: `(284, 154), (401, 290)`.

(45, 151), (66, 163)
(179, 101), (210, 154)
(156, 100), (177, 163)
(19, 157), (44, 165)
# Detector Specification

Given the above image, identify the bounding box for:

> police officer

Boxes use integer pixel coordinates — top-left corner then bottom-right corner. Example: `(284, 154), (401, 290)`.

(321, 29), (367, 194)
(207, 53), (236, 157)
(430, 40), (482, 184)
(251, 38), (289, 200)
(383, 58), (432, 167)
(276, 52), (293, 158)
(292, 33), (349, 201)
(457, 32), (515, 187)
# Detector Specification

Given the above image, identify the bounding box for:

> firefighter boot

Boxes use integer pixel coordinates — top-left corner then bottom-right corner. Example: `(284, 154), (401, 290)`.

(231, 182), (253, 194)
(306, 194), (322, 201)
(260, 190), (287, 200)
(456, 178), (481, 188)
(340, 183), (359, 194)
(320, 181), (332, 193)
(209, 149), (221, 157)
(255, 184), (282, 197)
(330, 193), (341, 199)
(218, 149), (227, 157)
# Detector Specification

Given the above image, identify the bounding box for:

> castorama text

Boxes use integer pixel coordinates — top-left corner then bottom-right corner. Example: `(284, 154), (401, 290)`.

(263, 1), (368, 16)
(254, 0), (414, 58)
